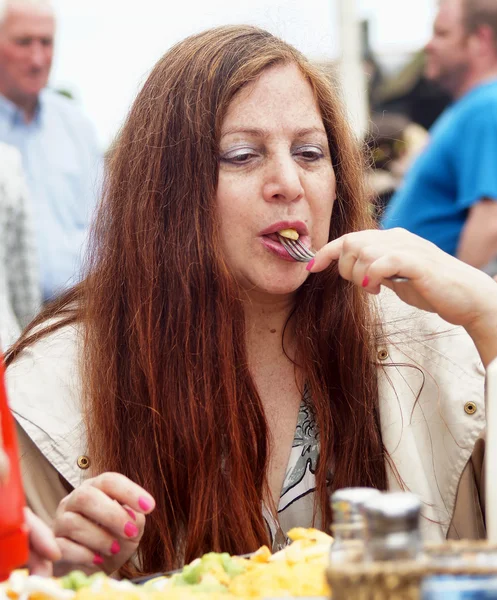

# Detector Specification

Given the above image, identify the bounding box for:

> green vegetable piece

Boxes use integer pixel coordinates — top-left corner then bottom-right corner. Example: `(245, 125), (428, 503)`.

(181, 559), (204, 585)
(61, 570), (89, 591)
(221, 555), (245, 578)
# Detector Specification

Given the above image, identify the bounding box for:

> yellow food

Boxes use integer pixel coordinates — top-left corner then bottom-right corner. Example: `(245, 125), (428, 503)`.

(2, 527), (333, 599)
(278, 228), (299, 240)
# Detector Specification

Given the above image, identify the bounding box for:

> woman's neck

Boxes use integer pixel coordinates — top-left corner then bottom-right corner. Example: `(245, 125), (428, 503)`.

(242, 290), (296, 361)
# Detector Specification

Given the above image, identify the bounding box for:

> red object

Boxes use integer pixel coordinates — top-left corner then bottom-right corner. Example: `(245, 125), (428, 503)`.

(0, 354), (28, 581)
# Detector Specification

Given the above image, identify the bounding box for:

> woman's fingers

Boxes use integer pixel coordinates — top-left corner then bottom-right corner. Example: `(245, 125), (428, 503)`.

(309, 229), (426, 282)
(89, 472), (155, 515)
(308, 237), (344, 272)
(53, 510), (120, 558)
(28, 556), (53, 578)
(55, 537), (98, 568)
(59, 484), (142, 542)
(57, 472), (154, 543)
(55, 512), (145, 574)
(53, 472), (154, 574)
(24, 508), (61, 577)
(24, 508), (61, 562)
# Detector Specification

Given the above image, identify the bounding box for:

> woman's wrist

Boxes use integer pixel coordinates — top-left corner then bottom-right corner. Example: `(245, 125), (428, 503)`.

(464, 302), (497, 368)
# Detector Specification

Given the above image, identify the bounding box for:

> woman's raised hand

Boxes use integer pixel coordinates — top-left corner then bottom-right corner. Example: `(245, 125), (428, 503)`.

(308, 228), (497, 366)
(53, 472), (155, 575)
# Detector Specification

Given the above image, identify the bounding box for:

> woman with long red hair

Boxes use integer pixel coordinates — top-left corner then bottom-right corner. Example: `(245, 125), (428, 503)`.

(5, 25), (497, 576)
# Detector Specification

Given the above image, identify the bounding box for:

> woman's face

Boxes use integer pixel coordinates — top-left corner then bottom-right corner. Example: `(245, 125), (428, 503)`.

(217, 63), (336, 297)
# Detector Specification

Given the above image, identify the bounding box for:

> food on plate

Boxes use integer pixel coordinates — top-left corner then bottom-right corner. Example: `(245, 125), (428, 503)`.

(277, 228), (299, 240)
(1, 527), (333, 599)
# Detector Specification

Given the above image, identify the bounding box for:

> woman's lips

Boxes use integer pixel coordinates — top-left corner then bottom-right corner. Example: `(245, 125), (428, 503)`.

(260, 234), (312, 262)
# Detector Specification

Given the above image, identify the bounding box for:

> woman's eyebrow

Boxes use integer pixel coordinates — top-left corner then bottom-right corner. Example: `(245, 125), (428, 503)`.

(294, 127), (328, 138)
(221, 127), (267, 137)
(220, 126), (327, 138)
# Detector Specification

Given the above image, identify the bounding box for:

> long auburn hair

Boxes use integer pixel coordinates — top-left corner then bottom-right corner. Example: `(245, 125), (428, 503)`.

(7, 25), (387, 573)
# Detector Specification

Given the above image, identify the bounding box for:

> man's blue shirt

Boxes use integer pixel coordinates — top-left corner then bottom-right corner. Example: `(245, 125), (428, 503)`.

(0, 89), (102, 301)
(382, 80), (497, 256)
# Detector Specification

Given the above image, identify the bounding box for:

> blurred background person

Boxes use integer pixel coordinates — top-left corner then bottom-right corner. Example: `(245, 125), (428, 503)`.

(0, 0), (101, 303)
(381, 0), (497, 268)
(371, 49), (451, 132)
(0, 141), (40, 349)
(365, 112), (429, 218)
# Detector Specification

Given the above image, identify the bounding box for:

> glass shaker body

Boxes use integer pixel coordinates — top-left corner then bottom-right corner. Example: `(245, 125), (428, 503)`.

(362, 492), (423, 563)
(329, 487), (381, 564)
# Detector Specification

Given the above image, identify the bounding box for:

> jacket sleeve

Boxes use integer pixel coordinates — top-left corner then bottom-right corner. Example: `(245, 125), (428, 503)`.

(16, 423), (72, 525)
(7, 322), (89, 524)
(447, 434), (486, 540)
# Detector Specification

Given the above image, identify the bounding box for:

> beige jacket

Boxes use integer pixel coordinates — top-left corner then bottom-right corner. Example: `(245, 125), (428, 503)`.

(7, 290), (487, 542)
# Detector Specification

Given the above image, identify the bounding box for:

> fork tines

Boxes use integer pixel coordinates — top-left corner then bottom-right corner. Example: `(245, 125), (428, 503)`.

(277, 235), (315, 262)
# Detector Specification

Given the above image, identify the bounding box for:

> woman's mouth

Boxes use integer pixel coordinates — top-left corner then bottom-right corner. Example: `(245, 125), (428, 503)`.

(260, 231), (312, 262)
(258, 222), (312, 262)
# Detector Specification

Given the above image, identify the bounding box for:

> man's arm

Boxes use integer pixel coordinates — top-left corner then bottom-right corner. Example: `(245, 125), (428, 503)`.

(457, 198), (497, 267)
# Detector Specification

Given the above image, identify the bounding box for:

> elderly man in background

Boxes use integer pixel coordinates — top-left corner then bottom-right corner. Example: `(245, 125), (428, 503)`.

(382, 0), (497, 268)
(0, 0), (101, 302)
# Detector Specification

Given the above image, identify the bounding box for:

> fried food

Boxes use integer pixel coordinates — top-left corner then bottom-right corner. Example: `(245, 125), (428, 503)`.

(277, 229), (299, 240)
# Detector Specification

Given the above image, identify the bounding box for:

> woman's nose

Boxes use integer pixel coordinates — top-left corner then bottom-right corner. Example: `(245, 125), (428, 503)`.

(262, 155), (304, 203)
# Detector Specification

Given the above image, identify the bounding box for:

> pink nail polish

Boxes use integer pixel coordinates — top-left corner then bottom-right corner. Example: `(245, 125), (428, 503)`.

(124, 507), (136, 520)
(124, 521), (139, 538)
(306, 258), (315, 272)
(110, 540), (120, 555)
(362, 276), (370, 288)
(138, 496), (152, 511)
(93, 554), (104, 566)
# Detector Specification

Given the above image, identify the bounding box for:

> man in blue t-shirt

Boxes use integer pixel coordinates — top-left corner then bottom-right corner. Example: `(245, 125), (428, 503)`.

(382, 0), (497, 268)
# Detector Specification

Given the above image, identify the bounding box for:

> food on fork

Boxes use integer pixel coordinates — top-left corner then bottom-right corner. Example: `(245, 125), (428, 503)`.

(277, 228), (299, 241)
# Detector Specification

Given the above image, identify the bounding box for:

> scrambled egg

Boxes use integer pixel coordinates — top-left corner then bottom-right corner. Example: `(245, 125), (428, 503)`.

(1, 528), (333, 599)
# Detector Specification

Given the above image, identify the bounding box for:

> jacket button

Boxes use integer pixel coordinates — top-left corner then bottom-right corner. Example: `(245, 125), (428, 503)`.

(77, 455), (91, 469)
(464, 402), (477, 415)
(377, 349), (389, 361)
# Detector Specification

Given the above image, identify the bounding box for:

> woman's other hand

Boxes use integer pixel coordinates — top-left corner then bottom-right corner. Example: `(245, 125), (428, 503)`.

(24, 508), (61, 576)
(53, 472), (155, 575)
(0, 448), (61, 576)
(308, 228), (497, 366)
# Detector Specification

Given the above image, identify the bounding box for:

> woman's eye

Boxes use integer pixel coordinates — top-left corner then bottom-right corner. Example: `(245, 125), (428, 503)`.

(231, 153), (254, 163)
(220, 149), (257, 164)
(294, 146), (324, 161)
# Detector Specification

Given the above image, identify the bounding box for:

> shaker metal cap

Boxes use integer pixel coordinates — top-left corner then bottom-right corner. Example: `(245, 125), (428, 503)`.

(362, 492), (421, 534)
(331, 487), (381, 525)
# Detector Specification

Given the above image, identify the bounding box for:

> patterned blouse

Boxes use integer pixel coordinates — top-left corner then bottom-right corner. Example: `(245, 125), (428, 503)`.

(265, 385), (321, 550)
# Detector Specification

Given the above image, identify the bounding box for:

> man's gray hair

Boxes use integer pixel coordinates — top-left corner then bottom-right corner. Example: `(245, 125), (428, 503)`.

(0, 0), (53, 24)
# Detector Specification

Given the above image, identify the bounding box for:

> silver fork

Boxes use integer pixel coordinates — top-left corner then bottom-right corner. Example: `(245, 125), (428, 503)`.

(277, 235), (409, 283)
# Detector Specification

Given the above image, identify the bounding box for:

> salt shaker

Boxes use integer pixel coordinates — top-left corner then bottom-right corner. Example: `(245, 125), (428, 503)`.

(329, 487), (381, 564)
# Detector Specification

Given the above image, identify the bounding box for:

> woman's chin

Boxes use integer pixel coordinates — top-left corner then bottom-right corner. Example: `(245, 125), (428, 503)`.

(253, 270), (309, 296)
